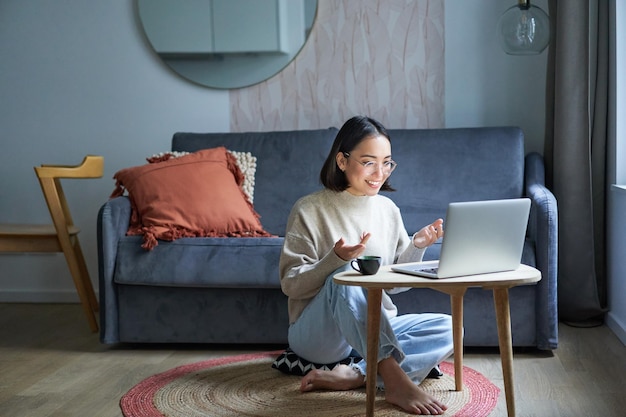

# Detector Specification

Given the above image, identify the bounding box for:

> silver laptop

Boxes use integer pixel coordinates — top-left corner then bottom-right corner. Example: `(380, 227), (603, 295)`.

(391, 198), (531, 279)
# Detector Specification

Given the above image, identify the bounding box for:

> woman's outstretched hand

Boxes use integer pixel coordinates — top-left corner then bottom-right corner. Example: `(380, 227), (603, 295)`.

(334, 232), (371, 261)
(413, 219), (444, 249)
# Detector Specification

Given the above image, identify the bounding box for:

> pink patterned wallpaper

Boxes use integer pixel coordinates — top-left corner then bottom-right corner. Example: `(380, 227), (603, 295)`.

(230, 0), (444, 132)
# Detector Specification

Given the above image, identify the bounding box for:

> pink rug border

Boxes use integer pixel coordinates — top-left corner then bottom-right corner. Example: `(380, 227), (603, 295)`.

(120, 351), (499, 417)
(438, 361), (500, 417)
(121, 351), (281, 416)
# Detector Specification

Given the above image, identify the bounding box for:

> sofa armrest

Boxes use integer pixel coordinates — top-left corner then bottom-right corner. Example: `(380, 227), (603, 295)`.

(525, 152), (559, 349)
(97, 196), (131, 343)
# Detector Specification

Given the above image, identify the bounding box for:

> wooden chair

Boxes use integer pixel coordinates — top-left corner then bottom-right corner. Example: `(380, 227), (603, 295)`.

(0, 155), (104, 332)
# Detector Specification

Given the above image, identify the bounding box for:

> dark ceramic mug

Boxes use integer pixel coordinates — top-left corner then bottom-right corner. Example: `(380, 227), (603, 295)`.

(350, 256), (382, 275)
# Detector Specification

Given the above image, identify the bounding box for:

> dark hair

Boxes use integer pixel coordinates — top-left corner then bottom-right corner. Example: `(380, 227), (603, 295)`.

(320, 115), (395, 192)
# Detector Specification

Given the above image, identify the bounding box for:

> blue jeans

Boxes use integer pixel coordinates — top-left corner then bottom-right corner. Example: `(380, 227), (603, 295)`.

(288, 266), (454, 388)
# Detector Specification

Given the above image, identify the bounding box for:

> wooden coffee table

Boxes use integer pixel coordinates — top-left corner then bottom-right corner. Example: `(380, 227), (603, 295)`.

(333, 263), (541, 417)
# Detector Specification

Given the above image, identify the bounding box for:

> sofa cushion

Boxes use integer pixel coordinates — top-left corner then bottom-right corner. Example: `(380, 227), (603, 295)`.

(111, 147), (271, 250)
(385, 127), (525, 234)
(171, 127), (524, 237)
(114, 236), (285, 288)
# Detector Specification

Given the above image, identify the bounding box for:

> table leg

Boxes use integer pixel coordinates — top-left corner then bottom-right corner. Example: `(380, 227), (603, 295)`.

(493, 287), (515, 417)
(366, 288), (383, 417)
(450, 292), (465, 391)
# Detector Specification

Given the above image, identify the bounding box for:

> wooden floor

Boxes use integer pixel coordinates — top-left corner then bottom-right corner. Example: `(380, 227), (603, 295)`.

(0, 304), (625, 417)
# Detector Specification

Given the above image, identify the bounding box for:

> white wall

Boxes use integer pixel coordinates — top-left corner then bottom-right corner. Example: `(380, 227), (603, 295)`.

(607, 0), (626, 345)
(0, 0), (549, 302)
(0, 1), (229, 302)
(445, 0), (548, 155)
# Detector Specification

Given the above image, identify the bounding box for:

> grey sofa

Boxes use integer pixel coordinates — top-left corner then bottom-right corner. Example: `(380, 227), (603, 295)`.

(98, 126), (558, 350)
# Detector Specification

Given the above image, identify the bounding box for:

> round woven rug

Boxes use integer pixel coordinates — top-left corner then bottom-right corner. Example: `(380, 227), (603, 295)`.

(120, 351), (499, 417)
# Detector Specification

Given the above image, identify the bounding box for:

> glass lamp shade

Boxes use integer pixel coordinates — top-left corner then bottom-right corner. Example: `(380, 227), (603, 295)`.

(497, 1), (550, 55)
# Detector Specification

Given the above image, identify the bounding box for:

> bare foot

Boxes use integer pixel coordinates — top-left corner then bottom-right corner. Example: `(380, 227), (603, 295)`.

(300, 364), (365, 392)
(384, 381), (447, 415)
(379, 358), (447, 415)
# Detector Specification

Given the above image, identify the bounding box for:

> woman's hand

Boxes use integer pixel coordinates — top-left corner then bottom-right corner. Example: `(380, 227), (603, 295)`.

(413, 219), (444, 249)
(334, 232), (371, 261)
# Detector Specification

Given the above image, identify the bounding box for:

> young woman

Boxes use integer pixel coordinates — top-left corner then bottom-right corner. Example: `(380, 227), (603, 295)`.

(279, 116), (454, 415)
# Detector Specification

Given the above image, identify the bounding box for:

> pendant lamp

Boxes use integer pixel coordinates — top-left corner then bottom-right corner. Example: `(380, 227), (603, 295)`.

(497, 0), (550, 55)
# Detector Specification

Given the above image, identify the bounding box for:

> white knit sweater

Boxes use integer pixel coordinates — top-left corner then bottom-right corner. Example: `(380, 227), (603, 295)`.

(279, 188), (426, 324)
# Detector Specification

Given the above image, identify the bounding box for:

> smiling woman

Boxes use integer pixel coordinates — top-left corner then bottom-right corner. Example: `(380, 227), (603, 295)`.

(136, 0), (318, 89)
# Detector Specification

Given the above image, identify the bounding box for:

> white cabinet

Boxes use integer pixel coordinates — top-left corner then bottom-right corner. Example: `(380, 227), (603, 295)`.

(212, 0), (288, 53)
(138, 0), (214, 54)
(138, 0), (290, 55)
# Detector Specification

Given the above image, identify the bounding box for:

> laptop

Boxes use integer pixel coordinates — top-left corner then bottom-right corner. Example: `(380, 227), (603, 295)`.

(391, 198), (531, 279)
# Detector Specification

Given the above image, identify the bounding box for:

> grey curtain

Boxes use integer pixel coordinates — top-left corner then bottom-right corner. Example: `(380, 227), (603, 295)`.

(544, 0), (609, 324)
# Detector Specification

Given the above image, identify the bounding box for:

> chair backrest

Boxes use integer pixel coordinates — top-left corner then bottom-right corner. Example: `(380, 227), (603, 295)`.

(34, 155), (104, 238)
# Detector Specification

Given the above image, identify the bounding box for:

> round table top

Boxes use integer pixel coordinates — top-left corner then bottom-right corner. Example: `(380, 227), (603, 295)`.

(333, 263), (541, 290)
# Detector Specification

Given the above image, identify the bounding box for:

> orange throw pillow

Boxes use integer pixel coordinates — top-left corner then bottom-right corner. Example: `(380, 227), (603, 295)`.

(110, 147), (272, 250)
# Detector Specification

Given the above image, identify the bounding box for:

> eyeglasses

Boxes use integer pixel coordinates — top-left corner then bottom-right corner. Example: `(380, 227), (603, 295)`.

(343, 152), (398, 175)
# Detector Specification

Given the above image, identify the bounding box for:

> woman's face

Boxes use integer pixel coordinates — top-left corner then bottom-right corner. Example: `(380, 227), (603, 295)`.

(336, 134), (393, 196)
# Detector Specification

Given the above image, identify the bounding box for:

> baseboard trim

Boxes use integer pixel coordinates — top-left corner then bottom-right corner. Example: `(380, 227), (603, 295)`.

(606, 312), (626, 346)
(0, 290), (94, 303)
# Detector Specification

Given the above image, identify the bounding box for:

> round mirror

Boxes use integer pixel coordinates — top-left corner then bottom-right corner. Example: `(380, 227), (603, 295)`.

(137, 0), (318, 89)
